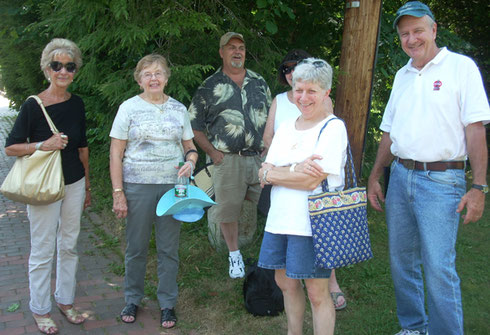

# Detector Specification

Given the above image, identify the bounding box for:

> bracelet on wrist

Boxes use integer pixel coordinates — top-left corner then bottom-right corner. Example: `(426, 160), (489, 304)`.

(113, 188), (123, 193)
(85, 188), (92, 192)
(262, 168), (272, 185)
(35, 141), (44, 150)
(290, 163), (297, 173)
(184, 149), (198, 161)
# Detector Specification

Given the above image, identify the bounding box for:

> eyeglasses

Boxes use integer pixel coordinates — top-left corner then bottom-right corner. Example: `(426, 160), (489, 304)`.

(282, 64), (297, 75)
(142, 71), (165, 80)
(298, 59), (327, 68)
(49, 61), (77, 73)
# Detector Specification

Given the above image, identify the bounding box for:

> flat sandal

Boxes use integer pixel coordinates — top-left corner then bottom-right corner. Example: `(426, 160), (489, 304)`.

(120, 303), (138, 323)
(57, 305), (85, 324)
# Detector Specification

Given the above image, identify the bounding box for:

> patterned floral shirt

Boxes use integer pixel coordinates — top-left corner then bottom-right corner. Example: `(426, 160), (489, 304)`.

(189, 68), (271, 153)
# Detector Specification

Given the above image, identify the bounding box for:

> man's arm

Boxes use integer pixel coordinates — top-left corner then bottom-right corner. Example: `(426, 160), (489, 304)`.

(457, 122), (487, 224)
(193, 130), (224, 165)
(367, 132), (394, 212)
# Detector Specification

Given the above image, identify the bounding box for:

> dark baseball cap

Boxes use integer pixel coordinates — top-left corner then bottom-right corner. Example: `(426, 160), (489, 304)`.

(393, 1), (435, 28)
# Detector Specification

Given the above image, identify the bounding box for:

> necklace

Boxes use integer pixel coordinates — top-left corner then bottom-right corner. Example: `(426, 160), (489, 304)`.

(141, 93), (168, 113)
(151, 102), (166, 113)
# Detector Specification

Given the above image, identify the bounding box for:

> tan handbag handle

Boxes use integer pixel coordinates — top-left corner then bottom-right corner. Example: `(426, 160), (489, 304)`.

(27, 95), (60, 135)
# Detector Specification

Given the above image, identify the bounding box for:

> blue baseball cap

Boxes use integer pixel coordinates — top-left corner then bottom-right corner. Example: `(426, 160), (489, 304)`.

(156, 185), (217, 223)
(393, 1), (435, 28)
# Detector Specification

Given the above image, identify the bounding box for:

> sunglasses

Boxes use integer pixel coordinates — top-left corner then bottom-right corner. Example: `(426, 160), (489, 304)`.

(49, 61), (77, 73)
(282, 63), (297, 75)
(298, 59), (327, 68)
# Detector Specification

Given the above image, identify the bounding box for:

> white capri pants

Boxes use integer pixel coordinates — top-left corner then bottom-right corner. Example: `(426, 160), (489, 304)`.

(27, 177), (86, 315)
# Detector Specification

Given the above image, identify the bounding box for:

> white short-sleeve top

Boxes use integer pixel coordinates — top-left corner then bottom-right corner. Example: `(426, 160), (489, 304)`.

(110, 95), (194, 184)
(265, 115), (348, 236)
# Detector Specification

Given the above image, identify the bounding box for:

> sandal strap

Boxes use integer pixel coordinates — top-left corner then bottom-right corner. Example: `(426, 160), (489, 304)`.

(33, 314), (58, 334)
(160, 308), (177, 323)
(121, 303), (138, 317)
(58, 306), (85, 324)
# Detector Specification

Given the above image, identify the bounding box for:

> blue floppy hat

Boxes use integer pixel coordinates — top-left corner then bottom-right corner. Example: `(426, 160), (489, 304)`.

(393, 1), (435, 28)
(156, 185), (217, 222)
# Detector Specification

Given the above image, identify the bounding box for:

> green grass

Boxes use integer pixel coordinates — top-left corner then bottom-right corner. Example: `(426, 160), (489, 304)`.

(90, 182), (490, 334)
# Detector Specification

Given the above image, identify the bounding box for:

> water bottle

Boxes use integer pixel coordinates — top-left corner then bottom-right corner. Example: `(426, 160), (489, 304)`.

(175, 162), (188, 198)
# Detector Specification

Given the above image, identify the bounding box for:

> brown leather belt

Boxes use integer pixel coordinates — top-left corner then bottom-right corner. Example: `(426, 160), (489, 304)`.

(237, 150), (259, 156)
(396, 157), (465, 171)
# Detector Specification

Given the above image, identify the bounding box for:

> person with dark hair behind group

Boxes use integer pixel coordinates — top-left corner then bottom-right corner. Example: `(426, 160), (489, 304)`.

(261, 49), (347, 311)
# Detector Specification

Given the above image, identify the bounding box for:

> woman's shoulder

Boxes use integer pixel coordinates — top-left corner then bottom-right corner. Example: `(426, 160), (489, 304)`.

(166, 96), (187, 112)
(118, 95), (143, 110)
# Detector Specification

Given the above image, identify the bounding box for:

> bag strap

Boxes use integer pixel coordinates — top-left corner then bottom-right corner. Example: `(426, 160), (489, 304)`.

(27, 95), (60, 135)
(316, 117), (358, 192)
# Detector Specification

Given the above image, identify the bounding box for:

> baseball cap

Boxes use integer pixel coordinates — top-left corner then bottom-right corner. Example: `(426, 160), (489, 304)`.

(393, 1), (435, 28)
(219, 32), (245, 48)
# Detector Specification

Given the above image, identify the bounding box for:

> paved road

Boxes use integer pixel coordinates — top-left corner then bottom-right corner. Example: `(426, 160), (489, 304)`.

(0, 97), (177, 334)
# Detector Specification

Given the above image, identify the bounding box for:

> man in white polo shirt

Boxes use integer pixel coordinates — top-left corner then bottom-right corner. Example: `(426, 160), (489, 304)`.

(367, 2), (489, 335)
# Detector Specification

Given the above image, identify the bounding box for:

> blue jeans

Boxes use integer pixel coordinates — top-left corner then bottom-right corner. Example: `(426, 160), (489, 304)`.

(258, 232), (332, 279)
(386, 161), (465, 334)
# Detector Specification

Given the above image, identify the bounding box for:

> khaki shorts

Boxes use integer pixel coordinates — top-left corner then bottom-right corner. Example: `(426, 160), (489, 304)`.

(209, 153), (262, 223)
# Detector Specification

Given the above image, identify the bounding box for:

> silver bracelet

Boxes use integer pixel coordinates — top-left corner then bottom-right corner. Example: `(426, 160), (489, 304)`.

(290, 163), (297, 172)
(262, 168), (271, 185)
(35, 141), (44, 150)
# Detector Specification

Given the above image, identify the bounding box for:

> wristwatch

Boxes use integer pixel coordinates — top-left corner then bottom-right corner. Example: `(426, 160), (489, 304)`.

(471, 184), (488, 194)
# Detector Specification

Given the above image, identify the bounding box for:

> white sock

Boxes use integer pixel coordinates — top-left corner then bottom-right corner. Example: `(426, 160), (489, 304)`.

(229, 250), (241, 257)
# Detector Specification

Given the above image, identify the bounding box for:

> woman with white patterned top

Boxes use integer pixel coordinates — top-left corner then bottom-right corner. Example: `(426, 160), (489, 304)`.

(109, 54), (197, 329)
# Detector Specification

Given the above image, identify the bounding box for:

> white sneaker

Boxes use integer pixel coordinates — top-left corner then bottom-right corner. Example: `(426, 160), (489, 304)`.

(395, 330), (427, 335)
(228, 253), (245, 279)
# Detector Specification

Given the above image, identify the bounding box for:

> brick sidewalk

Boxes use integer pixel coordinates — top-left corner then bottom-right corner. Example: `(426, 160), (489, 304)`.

(0, 106), (180, 334)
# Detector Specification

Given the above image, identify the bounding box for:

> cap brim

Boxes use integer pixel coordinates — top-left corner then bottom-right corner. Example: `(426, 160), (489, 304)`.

(394, 9), (433, 28)
(156, 185), (217, 222)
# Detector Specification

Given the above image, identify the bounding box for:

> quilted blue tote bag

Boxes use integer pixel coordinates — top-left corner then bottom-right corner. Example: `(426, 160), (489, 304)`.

(308, 118), (373, 269)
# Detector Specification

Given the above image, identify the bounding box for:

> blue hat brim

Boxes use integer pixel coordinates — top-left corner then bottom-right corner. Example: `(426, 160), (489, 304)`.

(156, 185), (217, 222)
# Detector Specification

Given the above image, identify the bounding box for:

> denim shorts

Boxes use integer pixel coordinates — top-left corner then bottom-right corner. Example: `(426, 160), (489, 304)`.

(258, 232), (332, 279)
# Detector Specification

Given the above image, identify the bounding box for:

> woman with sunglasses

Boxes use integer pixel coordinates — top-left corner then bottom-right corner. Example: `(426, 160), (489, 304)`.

(110, 54), (197, 329)
(258, 58), (347, 335)
(261, 50), (347, 311)
(5, 38), (90, 334)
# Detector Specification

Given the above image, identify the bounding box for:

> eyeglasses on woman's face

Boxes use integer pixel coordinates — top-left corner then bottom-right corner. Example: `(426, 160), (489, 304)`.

(141, 71), (165, 80)
(49, 61), (77, 73)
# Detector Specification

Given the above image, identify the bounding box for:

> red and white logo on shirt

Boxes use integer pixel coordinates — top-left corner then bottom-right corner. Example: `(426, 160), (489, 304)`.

(433, 80), (442, 91)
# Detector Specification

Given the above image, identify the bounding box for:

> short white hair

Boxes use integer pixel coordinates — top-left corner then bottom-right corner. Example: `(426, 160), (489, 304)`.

(292, 58), (333, 91)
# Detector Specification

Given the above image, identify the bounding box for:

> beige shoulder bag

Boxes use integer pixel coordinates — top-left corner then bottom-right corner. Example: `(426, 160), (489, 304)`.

(0, 95), (65, 205)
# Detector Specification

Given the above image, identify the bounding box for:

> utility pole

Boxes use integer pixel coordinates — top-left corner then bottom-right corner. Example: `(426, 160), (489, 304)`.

(335, 0), (383, 177)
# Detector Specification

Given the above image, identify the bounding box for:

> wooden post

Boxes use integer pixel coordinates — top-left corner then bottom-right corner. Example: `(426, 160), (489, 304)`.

(334, 0), (382, 177)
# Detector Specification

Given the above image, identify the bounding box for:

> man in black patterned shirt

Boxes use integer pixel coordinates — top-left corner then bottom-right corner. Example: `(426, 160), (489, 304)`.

(189, 32), (271, 278)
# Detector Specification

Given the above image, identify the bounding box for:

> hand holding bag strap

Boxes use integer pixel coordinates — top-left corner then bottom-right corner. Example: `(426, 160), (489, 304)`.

(27, 95), (60, 135)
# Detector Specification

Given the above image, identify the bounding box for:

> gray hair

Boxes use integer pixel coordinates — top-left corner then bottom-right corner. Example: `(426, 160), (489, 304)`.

(396, 14), (436, 34)
(40, 38), (83, 80)
(292, 58), (333, 91)
(133, 54), (171, 82)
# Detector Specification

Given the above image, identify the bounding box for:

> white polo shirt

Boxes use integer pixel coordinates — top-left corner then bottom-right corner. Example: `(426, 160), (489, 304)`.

(380, 47), (490, 162)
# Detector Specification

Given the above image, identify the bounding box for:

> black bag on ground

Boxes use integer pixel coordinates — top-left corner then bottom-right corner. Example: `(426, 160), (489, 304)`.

(243, 260), (284, 316)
